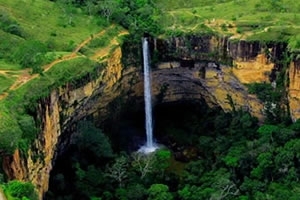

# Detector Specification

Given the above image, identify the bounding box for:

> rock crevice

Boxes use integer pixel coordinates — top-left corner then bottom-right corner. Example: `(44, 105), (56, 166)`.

(2, 35), (298, 199)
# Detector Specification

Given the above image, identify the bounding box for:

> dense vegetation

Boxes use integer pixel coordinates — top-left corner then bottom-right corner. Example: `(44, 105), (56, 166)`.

(1, 180), (38, 200)
(45, 103), (300, 199)
(0, 0), (299, 199)
(0, 0), (299, 155)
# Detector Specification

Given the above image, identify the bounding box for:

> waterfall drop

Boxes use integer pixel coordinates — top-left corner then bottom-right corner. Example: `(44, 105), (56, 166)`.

(138, 38), (158, 154)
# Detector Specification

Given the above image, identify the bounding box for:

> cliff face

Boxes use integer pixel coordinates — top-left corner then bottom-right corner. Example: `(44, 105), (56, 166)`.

(1, 34), (294, 199)
(123, 62), (264, 120)
(2, 47), (124, 199)
(147, 36), (286, 119)
(288, 59), (300, 121)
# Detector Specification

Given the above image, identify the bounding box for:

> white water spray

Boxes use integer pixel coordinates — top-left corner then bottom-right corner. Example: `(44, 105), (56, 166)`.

(139, 38), (158, 154)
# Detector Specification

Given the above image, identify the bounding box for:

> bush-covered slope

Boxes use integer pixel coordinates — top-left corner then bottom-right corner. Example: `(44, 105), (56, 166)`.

(0, 0), (126, 155)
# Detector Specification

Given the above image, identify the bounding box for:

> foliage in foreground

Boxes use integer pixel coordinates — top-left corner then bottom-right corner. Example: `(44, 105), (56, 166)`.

(2, 180), (38, 200)
(46, 104), (300, 200)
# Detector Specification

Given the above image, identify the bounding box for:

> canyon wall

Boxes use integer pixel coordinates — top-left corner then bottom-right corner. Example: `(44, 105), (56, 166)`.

(2, 47), (124, 199)
(2, 33), (297, 199)
(288, 59), (300, 121)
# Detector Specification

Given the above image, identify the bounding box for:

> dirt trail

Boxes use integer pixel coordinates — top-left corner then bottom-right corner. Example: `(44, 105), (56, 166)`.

(91, 30), (128, 61)
(0, 187), (7, 200)
(4, 26), (115, 94)
(0, 70), (11, 75)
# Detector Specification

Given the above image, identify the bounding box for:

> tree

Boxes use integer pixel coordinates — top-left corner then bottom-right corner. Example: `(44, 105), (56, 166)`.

(99, 0), (118, 22)
(178, 185), (200, 200)
(239, 177), (266, 197)
(74, 163), (106, 197)
(288, 34), (300, 51)
(209, 178), (239, 200)
(5, 180), (38, 200)
(76, 121), (113, 159)
(0, 10), (24, 37)
(181, 160), (206, 185)
(106, 155), (128, 187)
(223, 145), (245, 168)
(18, 115), (37, 143)
(56, 0), (76, 26)
(131, 152), (156, 179)
(251, 152), (274, 180)
(126, 183), (147, 200)
(12, 40), (47, 73)
(147, 184), (173, 200)
(265, 182), (300, 200)
(153, 149), (171, 175)
(114, 188), (127, 200)
(110, 0), (162, 36)
(257, 124), (279, 143)
(0, 105), (23, 154)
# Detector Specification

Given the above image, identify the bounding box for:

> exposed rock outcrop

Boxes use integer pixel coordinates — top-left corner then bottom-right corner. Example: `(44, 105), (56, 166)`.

(288, 59), (300, 121)
(2, 47), (124, 199)
(123, 62), (264, 120)
(2, 34), (294, 200)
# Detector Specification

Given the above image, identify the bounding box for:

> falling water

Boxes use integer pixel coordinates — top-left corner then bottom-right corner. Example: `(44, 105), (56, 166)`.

(139, 38), (157, 153)
(143, 38), (153, 148)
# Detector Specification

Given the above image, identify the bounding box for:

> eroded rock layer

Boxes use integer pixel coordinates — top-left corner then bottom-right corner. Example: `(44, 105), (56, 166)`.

(2, 34), (295, 199)
(288, 59), (300, 121)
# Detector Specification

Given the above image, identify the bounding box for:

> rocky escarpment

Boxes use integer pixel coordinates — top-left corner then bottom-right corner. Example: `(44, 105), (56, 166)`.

(147, 36), (288, 117)
(121, 62), (264, 120)
(1, 34), (294, 200)
(2, 47), (124, 199)
(288, 58), (300, 121)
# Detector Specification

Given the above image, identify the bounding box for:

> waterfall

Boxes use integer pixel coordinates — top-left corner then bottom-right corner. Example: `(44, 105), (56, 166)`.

(143, 38), (153, 148)
(139, 38), (158, 153)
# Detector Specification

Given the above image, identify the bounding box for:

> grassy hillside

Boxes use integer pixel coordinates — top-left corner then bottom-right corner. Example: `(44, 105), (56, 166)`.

(155, 0), (300, 48)
(0, 1), (299, 199)
(0, 0), (299, 154)
(0, 0), (109, 93)
(0, 0), (126, 155)
(0, 0), (103, 47)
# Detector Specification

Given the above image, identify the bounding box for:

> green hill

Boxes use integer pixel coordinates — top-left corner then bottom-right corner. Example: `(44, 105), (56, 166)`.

(156, 0), (300, 43)
(0, 0), (125, 155)
(0, 1), (300, 200)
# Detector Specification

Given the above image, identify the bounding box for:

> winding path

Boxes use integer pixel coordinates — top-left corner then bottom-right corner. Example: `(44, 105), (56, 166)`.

(0, 25), (120, 100)
(0, 187), (7, 200)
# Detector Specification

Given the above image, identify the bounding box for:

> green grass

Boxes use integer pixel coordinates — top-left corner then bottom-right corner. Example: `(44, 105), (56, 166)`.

(0, 30), (24, 60)
(0, 57), (106, 154)
(0, 0), (105, 50)
(0, 0), (298, 155)
(6, 57), (101, 109)
(0, 59), (21, 70)
(45, 51), (70, 58)
(1, 56), (106, 114)
(80, 26), (123, 57)
(155, 0), (300, 42)
(0, 0), (128, 154)
(0, 74), (15, 93)
(247, 27), (300, 42)
(1, 180), (38, 200)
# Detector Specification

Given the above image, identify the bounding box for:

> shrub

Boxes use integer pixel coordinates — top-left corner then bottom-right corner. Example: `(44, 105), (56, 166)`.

(4, 180), (38, 200)
(12, 40), (47, 72)
(246, 82), (275, 102)
(288, 34), (300, 52)
(0, 105), (22, 154)
(88, 35), (110, 48)
(0, 10), (24, 37)
(221, 23), (227, 31)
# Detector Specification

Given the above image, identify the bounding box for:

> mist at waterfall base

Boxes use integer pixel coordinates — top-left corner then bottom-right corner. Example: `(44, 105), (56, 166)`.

(138, 38), (159, 154)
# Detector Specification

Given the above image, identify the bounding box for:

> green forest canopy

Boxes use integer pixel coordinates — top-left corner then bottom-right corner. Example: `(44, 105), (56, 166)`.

(0, 0), (299, 199)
